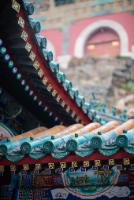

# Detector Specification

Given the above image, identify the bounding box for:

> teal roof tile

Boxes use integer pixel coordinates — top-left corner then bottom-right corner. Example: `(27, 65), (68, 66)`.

(0, 120), (134, 162)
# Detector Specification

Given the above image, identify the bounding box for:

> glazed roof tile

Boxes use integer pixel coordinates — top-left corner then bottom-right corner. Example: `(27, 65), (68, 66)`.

(0, 120), (134, 162)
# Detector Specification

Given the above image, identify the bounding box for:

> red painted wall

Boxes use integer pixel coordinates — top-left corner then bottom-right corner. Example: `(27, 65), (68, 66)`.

(70, 12), (134, 56)
(41, 12), (134, 58)
(41, 29), (63, 58)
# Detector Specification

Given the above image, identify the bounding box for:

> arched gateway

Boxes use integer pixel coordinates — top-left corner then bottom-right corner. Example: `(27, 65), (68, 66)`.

(74, 19), (129, 58)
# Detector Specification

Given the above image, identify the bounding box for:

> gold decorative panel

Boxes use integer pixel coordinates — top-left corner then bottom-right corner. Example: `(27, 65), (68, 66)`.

(48, 163), (54, 169)
(123, 158), (130, 165)
(108, 159), (115, 166)
(21, 31), (28, 41)
(47, 84), (52, 92)
(18, 17), (25, 28)
(71, 161), (78, 168)
(33, 60), (40, 70)
(66, 106), (70, 113)
(10, 165), (16, 171)
(29, 51), (36, 61)
(60, 162), (66, 168)
(56, 95), (61, 102)
(94, 160), (101, 167)
(52, 90), (57, 97)
(0, 166), (4, 172)
(61, 101), (65, 108)
(12, 0), (20, 13)
(23, 164), (29, 170)
(38, 69), (44, 78)
(76, 116), (80, 122)
(42, 77), (48, 85)
(83, 161), (90, 167)
(25, 42), (32, 52)
(35, 164), (41, 170)
(71, 111), (76, 118)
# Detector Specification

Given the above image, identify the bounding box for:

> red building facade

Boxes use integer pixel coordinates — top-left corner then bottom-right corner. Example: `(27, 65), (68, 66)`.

(41, 12), (134, 67)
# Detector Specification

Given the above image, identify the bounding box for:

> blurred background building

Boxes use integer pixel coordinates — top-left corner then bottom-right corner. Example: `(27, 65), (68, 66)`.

(30, 0), (134, 118)
(30, 0), (134, 68)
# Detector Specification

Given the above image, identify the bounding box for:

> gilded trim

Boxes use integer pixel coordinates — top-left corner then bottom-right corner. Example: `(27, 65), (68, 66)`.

(25, 42), (32, 52)
(71, 111), (76, 118)
(12, 0), (20, 13)
(60, 162), (66, 168)
(23, 164), (29, 170)
(42, 77), (48, 85)
(61, 101), (65, 108)
(29, 51), (36, 61)
(83, 161), (90, 167)
(0, 166), (4, 172)
(56, 95), (61, 102)
(18, 17), (25, 28)
(66, 106), (70, 113)
(35, 164), (41, 170)
(94, 160), (101, 167)
(123, 158), (130, 165)
(38, 69), (44, 78)
(33, 60), (40, 70)
(47, 84), (52, 92)
(10, 165), (16, 171)
(108, 159), (115, 166)
(71, 161), (78, 168)
(48, 163), (54, 169)
(52, 90), (57, 97)
(21, 31), (28, 41)
(76, 116), (80, 122)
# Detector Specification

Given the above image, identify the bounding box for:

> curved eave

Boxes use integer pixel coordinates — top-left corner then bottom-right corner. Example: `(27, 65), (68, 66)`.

(0, 0), (92, 127)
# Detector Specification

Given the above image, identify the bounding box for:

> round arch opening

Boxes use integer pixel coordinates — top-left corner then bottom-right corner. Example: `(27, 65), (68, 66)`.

(74, 19), (129, 58)
(84, 27), (120, 58)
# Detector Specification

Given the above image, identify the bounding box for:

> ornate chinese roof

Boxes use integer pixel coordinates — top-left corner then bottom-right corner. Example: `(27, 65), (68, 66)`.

(0, 0), (130, 131)
(0, 0), (134, 167)
(0, 0), (93, 128)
